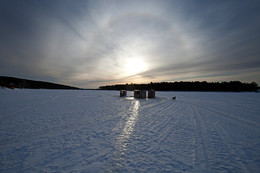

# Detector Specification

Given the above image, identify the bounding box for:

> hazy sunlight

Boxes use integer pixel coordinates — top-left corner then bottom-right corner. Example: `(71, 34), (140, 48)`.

(124, 58), (148, 76)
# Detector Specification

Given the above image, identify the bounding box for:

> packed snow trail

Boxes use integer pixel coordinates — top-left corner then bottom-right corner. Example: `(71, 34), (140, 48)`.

(0, 89), (259, 172)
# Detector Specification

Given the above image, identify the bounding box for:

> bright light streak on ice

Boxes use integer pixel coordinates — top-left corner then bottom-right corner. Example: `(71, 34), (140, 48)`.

(111, 99), (140, 171)
(121, 100), (140, 138)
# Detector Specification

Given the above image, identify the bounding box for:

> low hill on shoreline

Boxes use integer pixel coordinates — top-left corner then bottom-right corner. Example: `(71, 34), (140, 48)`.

(0, 76), (80, 90)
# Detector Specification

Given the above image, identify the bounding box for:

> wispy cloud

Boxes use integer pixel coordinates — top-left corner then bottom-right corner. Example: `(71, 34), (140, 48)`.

(0, 0), (260, 88)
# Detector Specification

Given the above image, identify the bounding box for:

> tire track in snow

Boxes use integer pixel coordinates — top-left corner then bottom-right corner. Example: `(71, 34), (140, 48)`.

(136, 99), (177, 142)
(140, 96), (169, 109)
(138, 99), (179, 131)
(197, 104), (254, 172)
(146, 101), (186, 146)
(190, 105), (197, 168)
(189, 101), (259, 130)
(190, 104), (210, 173)
(210, 121), (248, 172)
(190, 102), (250, 172)
(151, 101), (195, 171)
(127, 99), (193, 171)
(196, 102), (260, 172)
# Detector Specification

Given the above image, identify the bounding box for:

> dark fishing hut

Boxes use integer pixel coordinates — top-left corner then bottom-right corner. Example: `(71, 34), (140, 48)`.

(120, 90), (127, 97)
(148, 89), (155, 98)
(134, 90), (146, 99)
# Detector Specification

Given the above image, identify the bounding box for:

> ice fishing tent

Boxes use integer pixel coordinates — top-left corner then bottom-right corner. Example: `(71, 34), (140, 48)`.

(134, 90), (146, 98)
(148, 89), (155, 98)
(120, 90), (127, 97)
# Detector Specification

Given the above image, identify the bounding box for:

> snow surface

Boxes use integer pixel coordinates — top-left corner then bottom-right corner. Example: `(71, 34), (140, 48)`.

(0, 89), (259, 172)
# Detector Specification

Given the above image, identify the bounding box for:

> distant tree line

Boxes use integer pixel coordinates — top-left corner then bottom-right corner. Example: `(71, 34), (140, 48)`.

(0, 76), (80, 90)
(99, 81), (259, 92)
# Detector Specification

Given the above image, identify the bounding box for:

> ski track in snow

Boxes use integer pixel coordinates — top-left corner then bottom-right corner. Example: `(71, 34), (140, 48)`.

(0, 89), (260, 172)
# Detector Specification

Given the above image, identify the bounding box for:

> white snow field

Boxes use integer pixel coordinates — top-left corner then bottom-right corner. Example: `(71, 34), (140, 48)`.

(0, 89), (259, 172)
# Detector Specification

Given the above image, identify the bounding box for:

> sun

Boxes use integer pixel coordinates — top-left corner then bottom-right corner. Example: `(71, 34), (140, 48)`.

(124, 58), (147, 76)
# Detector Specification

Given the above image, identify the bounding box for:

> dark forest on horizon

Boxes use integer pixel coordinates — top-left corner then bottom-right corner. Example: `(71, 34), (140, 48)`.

(1, 76), (258, 92)
(99, 81), (259, 92)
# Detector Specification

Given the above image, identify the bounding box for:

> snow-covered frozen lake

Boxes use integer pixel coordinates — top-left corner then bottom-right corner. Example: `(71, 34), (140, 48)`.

(0, 89), (259, 172)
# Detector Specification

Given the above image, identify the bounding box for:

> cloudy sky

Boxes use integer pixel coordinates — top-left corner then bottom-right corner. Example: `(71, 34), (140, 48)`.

(1, 0), (260, 88)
